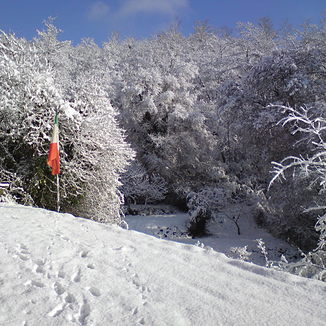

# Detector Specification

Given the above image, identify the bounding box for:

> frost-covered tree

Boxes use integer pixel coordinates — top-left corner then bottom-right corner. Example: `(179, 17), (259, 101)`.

(0, 31), (65, 205)
(120, 160), (168, 205)
(236, 18), (326, 247)
(98, 17), (326, 226)
(217, 17), (325, 193)
(269, 105), (326, 280)
(0, 28), (134, 224)
(57, 85), (134, 223)
(106, 29), (227, 205)
(3, 15), (325, 235)
(186, 187), (226, 237)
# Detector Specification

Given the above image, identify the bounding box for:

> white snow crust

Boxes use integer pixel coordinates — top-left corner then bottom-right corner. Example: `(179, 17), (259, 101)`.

(0, 204), (325, 326)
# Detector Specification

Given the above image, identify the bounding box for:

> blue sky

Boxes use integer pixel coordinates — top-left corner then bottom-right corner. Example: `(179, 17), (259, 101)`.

(0, 0), (324, 44)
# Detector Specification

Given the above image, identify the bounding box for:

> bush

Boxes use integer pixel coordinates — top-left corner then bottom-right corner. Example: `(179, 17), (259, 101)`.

(269, 105), (326, 280)
(0, 30), (134, 224)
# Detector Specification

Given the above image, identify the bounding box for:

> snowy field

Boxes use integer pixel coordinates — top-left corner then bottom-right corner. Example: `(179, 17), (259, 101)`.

(0, 203), (325, 326)
(125, 204), (299, 266)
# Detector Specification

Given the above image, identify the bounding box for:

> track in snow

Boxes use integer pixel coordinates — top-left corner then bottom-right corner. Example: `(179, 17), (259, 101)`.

(0, 204), (325, 326)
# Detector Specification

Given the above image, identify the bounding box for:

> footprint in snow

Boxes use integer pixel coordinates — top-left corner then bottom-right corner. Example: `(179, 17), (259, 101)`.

(87, 286), (101, 297)
(77, 298), (91, 325)
(80, 250), (89, 258)
(14, 244), (31, 261)
(48, 302), (66, 317)
(64, 292), (76, 304)
(34, 258), (45, 266)
(18, 244), (28, 250)
(33, 264), (45, 274)
(17, 253), (30, 261)
(87, 263), (95, 270)
(24, 280), (45, 288)
(57, 269), (65, 279)
(53, 281), (65, 296)
(31, 258), (47, 274)
(71, 268), (81, 283)
(20, 249), (30, 255)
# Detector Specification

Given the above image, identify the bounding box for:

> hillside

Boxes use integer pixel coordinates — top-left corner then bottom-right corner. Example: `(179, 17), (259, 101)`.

(0, 204), (325, 326)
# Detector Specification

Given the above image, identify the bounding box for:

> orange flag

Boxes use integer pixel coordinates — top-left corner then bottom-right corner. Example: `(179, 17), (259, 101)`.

(47, 114), (60, 175)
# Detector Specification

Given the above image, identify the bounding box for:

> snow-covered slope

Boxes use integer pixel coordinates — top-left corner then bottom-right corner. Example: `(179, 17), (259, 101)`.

(0, 204), (325, 326)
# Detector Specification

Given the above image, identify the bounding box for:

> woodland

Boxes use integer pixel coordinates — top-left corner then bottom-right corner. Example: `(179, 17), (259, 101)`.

(0, 17), (325, 279)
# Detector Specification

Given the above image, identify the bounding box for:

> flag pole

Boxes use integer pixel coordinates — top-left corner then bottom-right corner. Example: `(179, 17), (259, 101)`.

(56, 174), (60, 212)
(56, 107), (60, 212)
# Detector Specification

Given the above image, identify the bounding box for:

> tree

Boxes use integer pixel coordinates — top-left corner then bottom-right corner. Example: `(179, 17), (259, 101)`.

(269, 105), (326, 280)
(0, 28), (134, 224)
(120, 160), (167, 205)
(0, 30), (65, 205)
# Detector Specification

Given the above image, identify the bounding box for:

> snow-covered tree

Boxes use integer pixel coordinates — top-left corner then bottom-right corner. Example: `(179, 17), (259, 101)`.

(106, 29), (226, 204)
(0, 28), (134, 224)
(120, 160), (168, 205)
(0, 30), (65, 205)
(269, 105), (326, 279)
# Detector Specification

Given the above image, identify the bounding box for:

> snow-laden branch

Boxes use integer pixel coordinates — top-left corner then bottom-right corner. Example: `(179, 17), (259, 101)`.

(269, 105), (326, 192)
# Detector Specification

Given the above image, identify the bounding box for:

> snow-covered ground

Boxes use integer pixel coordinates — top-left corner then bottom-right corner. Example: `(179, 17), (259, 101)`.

(125, 204), (299, 266)
(0, 203), (325, 326)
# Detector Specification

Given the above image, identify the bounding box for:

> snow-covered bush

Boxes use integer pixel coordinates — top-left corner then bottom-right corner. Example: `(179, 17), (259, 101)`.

(2, 16), (325, 233)
(0, 29), (134, 224)
(107, 31), (224, 202)
(316, 213), (326, 251)
(186, 187), (232, 237)
(269, 105), (326, 280)
(229, 246), (252, 261)
(61, 99), (134, 224)
(0, 182), (13, 203)
(120, 161), (167, 205)
(0, 31), (66, 206)
(187, 187), (230, 214)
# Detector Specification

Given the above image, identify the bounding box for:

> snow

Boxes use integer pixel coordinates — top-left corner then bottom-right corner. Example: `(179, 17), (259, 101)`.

(0, 204), (325, 326)
(125, 204), (299, 266)
(62, 103), (80, 120)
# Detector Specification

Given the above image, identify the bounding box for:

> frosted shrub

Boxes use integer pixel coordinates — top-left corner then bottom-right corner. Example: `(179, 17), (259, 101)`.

(186, 187), (229, 237)
(0, 182), (13, 203)
(269, 105), (326, 280)
(280, 211), (326, 281)
(64, 102), (134, 224)
(0, 29), (134, 224)
(274, 247), (326, 282)
(187, 187), (229, 214)
(229, 246), (252, 261)
(256, 239), (271, 267)
(316, 213), (326, 251)
(0, 31), (66, 208)
(120, 161), (168, 205)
